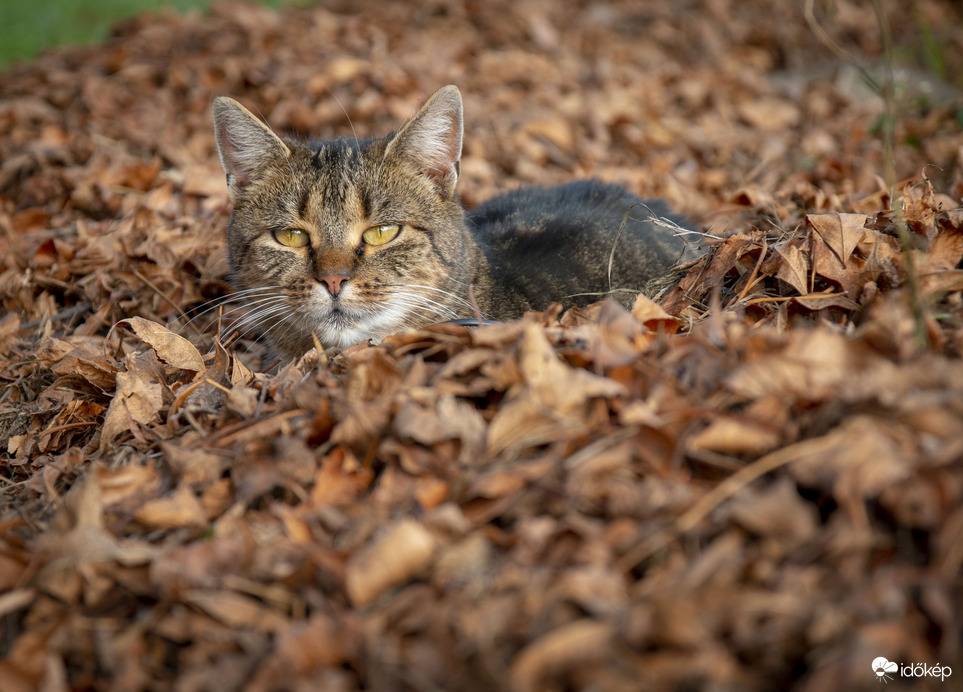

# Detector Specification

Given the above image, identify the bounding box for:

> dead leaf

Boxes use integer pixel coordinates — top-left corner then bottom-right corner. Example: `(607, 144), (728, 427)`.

(510, 620), (615, 692)
(807, 213), (867, 267)
(184, 590), (289, 632)
(3, 3), (963, 689)
(688, 395), (787, 455)
(393, 394), (487, 463)
(902, 177), (938, 239)
(134, 484), (208, 530)
(773, 239), (810, 295)
(631, 293), (679, 333)
(728, 476), (818, 547)
(100, 352), (165, 450)
(113, 316), (205, 372)
(344, 519), (437, 606)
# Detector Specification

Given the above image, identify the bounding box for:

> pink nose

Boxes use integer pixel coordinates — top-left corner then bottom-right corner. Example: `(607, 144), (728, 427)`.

(320, 273), (351, 296)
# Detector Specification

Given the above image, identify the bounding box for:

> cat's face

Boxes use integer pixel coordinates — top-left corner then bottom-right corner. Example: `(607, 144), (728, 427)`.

(213, 86), (477, 360)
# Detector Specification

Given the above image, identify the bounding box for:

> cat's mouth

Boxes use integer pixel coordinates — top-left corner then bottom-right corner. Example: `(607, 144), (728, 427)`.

(315, 301), (382, 332)
(324, 307), (355, 327)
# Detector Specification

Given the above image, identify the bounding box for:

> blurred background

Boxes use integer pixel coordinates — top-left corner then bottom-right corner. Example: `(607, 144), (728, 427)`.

(0, 0), (310, 66)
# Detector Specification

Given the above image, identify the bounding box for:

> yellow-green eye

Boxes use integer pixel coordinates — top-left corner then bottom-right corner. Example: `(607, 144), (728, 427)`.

(362, 223), (400, 246)
(274, 227), (309, 247)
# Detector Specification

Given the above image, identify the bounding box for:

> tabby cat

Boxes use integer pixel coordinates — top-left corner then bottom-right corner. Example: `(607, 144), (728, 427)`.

(212, 85), (690, 360)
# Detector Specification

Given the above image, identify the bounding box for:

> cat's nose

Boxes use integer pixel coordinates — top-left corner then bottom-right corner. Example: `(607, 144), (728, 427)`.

(320, 273), (351, 296)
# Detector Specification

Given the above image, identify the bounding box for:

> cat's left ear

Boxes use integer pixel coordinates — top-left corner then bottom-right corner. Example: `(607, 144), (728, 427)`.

(386, 85), (463, 198)
(213, 97), (291, 195)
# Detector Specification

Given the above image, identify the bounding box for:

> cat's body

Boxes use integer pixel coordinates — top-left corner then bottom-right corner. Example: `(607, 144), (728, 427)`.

(213, 86), (690, 360)
(467, 181), (683, 319)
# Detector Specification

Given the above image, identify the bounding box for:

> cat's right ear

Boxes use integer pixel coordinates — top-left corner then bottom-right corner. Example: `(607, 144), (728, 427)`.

(212, 97), (291, 194)
(386, 85), (463, 198)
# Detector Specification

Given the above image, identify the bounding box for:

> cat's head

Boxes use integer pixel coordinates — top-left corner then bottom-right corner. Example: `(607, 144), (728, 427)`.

(212, 85), (479, 360)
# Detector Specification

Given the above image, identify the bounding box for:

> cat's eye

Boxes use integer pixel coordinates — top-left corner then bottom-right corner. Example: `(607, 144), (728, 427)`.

(274, 227), (309, 248)
(362, 223), (401, 247)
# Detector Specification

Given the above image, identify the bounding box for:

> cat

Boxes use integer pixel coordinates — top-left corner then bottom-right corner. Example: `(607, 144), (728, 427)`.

(212, 85), (691, 360)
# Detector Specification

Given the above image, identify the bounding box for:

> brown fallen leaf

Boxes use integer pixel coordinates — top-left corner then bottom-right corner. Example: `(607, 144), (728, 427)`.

(256, 613), (358, 679)
(309, 446), (374, 507)
(687, 394), (787, 456)
(2, 2), (963, 690)
(36, 336), (119, 391)
(727, 475), (819, 548)
(660, 231), (760, 315)
(487, 322), (624, 456)
(773, 238), (810, 295)
(133, 483), (208, 530)
(93, 462), (163, 512)
(902, 177), (938, 239)
(631, 292), (679, 333)
(789, 415), (914, 528)
(112, 316), (206, 372)
(392, 393), (487, 463)
(510, 619), (615, 692)
(184, 589), (289, 632)
(725, 328), (851, 401)
(807, 213), (867, 267)
(344, 519), (437, 606)
(100, 352), (165, 450)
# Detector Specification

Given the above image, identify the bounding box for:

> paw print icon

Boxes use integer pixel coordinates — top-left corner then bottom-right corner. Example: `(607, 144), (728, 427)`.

(873, 657), (898, 683)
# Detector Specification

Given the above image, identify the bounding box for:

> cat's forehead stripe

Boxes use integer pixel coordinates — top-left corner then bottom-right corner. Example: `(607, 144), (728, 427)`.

(296, 183), (311, 219)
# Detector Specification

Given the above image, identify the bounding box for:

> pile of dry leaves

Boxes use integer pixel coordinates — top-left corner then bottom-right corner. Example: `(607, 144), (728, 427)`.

(2, 1), (963, 690)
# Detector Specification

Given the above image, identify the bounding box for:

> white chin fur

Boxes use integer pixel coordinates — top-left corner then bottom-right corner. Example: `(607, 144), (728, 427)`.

(305, 286), (412, 348)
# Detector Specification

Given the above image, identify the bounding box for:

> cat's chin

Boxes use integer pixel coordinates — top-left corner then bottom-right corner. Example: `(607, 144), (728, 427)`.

(306, 301), (411, 350)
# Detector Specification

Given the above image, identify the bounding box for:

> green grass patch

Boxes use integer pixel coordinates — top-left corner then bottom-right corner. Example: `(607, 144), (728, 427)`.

(0, 0), (309, 67)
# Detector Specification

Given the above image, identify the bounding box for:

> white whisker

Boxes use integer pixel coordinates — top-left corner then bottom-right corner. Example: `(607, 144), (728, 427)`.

(177, 286), (287, 334)
(385, 293), (462, 323)
(222, 300), (291, 339)
(387, 283), (473, 310)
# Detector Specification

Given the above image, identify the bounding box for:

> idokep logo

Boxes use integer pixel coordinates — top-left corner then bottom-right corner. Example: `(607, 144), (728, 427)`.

(872, 658), (898, 682)
(873, 657), (953, 683)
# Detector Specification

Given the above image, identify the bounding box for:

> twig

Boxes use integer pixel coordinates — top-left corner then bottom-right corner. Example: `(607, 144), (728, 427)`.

(740, 291), (850, 306)
(734, 237), (768, 304)
(21, 303), (92, 330)
(203, 378), (232, 395)
(41, 421), (99, 436)
(132, 268), (202, 336)
(616, 434), (842, 573)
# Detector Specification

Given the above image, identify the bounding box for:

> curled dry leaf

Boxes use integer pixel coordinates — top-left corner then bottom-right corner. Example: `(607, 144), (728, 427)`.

(133, 483), (209, 530)
(789, 415), (914, 518)
(35, 336), (119, 391)
(687, 394), (787, 456)
(725, 329), (851, 401)
(902, 178), (939, 239)
(99, 352), (165, 450)
(631, 292), (678, 333)
(727, 476), (818, 548)
(807, 213), (866, 267)
(487, 323), (624, 456)
(184, 589), (290, 632)
(112, 316), (206, 372)
(393, 393), (487, 463)
(344, 519), (437, 606)
(773, 239), (810, 296)
(264, 614), (358, 675)
(509, 619), (615, 692)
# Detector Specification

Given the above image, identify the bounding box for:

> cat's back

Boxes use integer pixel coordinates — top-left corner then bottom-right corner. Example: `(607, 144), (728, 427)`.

(466, 180), (690, 317)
